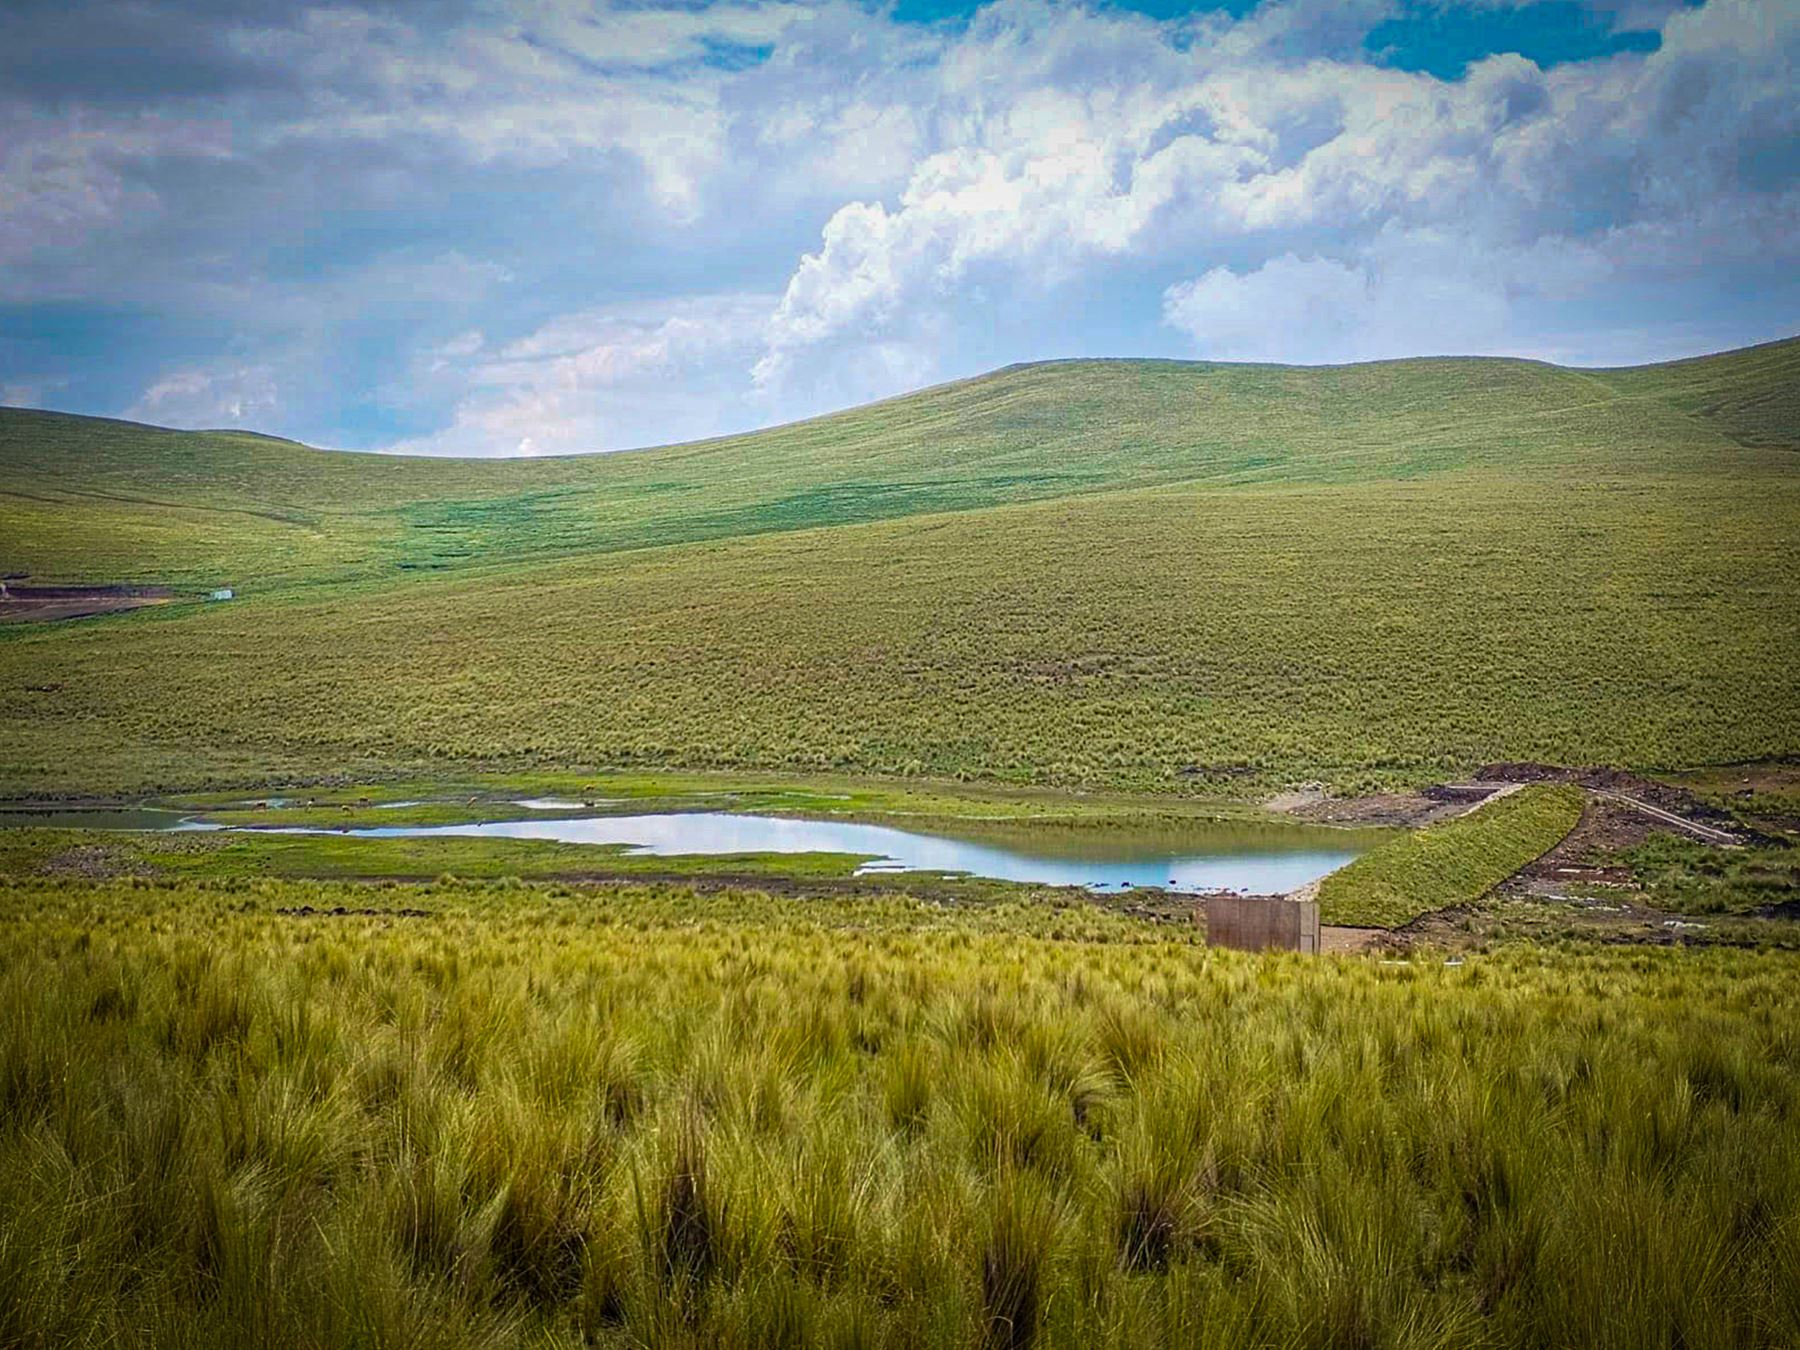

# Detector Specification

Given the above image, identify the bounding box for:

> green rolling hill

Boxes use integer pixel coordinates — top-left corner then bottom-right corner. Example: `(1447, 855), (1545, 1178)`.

(6, 337), (1796, 590)
(2, 338), (1796, 796)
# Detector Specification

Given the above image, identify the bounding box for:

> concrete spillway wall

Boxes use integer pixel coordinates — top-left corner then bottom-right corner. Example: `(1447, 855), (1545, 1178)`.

(1201, 896), (1320, 954)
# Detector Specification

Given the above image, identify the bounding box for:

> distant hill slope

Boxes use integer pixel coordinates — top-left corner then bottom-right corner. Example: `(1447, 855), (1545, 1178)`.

(1590, 336), (1800, 451)
(5, 451), (1795, 797)
(3, 337), (1795, 590)
(4, 337), (1796, 798)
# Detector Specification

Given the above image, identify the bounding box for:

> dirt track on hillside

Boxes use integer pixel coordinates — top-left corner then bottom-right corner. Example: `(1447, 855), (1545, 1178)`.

(0, 582), (174, 623)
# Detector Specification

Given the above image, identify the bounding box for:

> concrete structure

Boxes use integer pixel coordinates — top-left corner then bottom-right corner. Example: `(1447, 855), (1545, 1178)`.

(1200, 895), (1320, 954)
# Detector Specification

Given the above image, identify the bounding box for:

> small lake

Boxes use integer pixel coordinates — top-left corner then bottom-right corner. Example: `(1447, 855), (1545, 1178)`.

(252, 811), (1371, 893)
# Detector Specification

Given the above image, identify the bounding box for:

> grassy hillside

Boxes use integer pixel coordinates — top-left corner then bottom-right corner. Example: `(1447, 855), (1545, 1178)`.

(5, 342), (1794, 591)
(1591, 336), (1800, 451)
(2, 340), (1796, 798)
(5, 465), (1795, 797)
(4, 875), (1798, 1348)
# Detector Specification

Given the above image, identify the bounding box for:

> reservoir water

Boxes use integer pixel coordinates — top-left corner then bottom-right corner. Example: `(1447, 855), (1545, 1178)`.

(252, 811), (1371, 893)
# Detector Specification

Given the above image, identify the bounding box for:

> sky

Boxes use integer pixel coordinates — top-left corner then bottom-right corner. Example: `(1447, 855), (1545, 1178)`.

(1, 0), (1795, 456)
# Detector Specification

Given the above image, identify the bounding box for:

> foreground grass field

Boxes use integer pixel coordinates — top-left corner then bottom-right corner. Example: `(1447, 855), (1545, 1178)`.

(2, 876), (1797, 1348)
(3, 339), (1797, 799)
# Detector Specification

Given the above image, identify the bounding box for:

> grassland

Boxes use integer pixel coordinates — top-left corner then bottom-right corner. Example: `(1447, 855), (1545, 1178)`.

(1316, 786), (1583, 928)
(4, 340), (1798, 800)
(1622, 836), (1800, 916)
(0, 823), (896, 888)
(0, 874), (1795, 1348)
(150, 768), (1291, 833)
(5, 464), (1795, 798)
(8, 340), (1793, 592)
(4, 342), (1797, 1346)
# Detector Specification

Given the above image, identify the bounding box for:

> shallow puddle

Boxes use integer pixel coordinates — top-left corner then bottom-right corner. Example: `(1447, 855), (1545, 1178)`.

(0, 806), (196, 831)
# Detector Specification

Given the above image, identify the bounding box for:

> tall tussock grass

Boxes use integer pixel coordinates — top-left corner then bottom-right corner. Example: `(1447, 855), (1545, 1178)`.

(1, 874), (1798, 1347)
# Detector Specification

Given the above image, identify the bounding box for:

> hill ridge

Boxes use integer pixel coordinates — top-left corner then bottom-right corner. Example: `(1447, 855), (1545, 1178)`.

(6, 334), (1793, 464)
(2, 337), (1795, 591)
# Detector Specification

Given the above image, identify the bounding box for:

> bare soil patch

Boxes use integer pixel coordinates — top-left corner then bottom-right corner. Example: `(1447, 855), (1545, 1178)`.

(276, 904), (432, 919)
(1479, 762), (1743, 833)
(1275, 780), (1524, 830)
(1510, 796), (1663, 887)
(1272, 766), (1751, 842)
(43, 844), (146, 880)
(1321, 925), (1385, 953)
(1290, 768), (1795, 951)
(1373, 784), (1798, 950)
(1274, 791), (1465, 829)
(1665, 761), (1800, 839)
(0, 581), (174, 623)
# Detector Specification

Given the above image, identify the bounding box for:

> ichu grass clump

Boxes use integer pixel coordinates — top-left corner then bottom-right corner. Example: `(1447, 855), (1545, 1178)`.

(0, 875), (1798, 1347)
(654, 1110), (718, 1295)
(981, 1176), (1054, 1350)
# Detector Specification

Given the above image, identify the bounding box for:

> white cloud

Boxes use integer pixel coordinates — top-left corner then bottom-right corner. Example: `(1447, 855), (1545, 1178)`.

(512, 0), (818, 70)
(387, 293), (776, 456)
(2, 0), (1795, 450)
(1159, 233), (1573, 363)
(0, 109), (231, 294)
(219, 4), (800, 219)
(754, 16), (1506, 388)
(755, 0), (1797, 391)
(428, 331), (485, 366)
(129, 364), (278, 428)
(1598, 0), (1690, 34)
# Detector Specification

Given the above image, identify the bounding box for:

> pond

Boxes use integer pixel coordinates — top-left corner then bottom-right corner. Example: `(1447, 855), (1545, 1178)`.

(247, 811), (1373, 893)
(0, 806), (195, 831)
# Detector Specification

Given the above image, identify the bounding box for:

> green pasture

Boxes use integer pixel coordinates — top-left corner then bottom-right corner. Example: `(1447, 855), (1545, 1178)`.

(5, 466), (1795, 798)
(4, 338), (1794, 592)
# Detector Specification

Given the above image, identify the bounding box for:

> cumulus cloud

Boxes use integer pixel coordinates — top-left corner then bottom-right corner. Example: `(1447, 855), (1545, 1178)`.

(222, 6), (745, 218)
(130, 364), (278, 428)
(0, 108), (231, 293)
(753, 0), (1797, 395)
(389, 293), (776, 455)
(0, 0), (1795, 453)
(510, 0), (818, 69)
(1160, 230), (1614, 362)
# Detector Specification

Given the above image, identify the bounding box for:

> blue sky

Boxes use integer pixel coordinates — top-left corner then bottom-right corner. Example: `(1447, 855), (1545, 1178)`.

(1, 0), (1794, 454)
